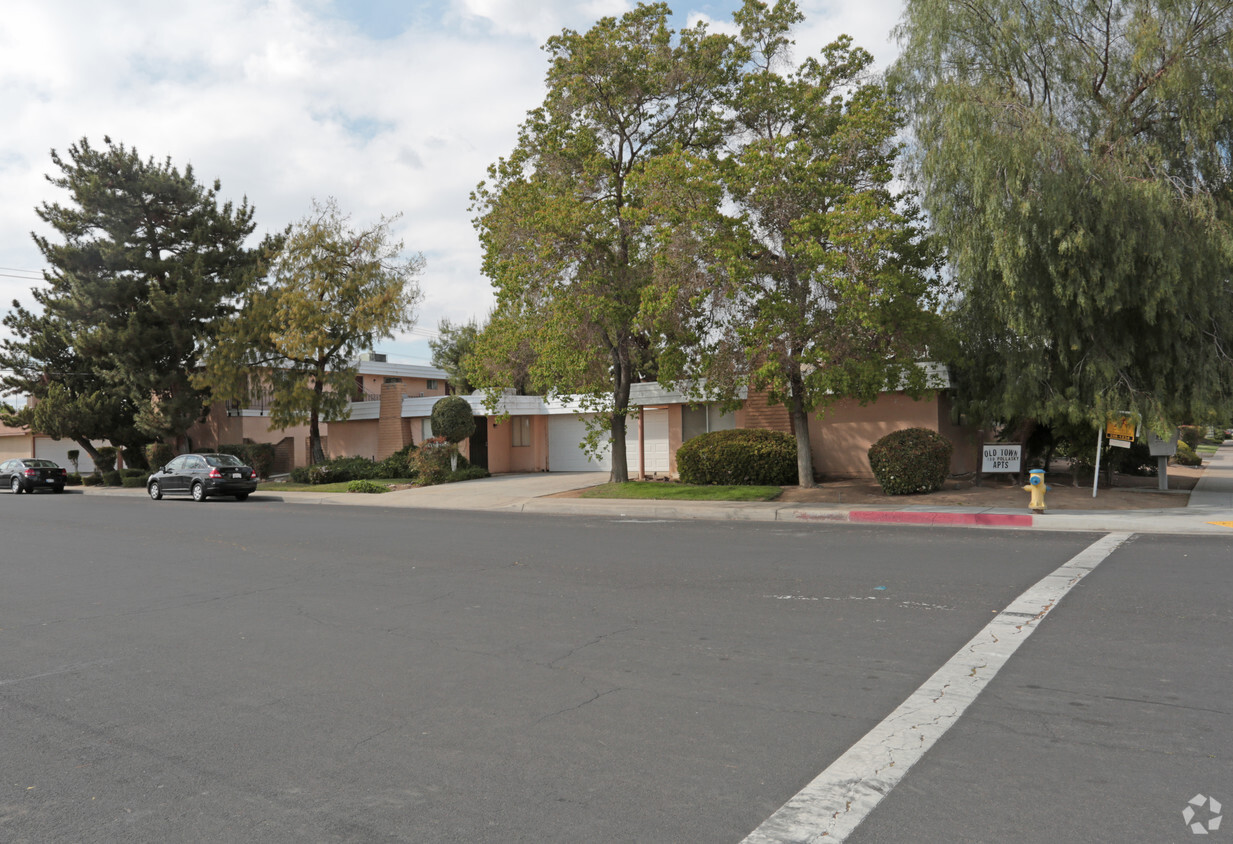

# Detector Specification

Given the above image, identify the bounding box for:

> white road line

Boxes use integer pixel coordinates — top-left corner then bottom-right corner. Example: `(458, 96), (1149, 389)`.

(743, 532), (1133, 844)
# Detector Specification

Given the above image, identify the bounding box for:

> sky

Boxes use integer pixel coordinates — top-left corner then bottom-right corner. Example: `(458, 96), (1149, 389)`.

(0, 0), (907, 385)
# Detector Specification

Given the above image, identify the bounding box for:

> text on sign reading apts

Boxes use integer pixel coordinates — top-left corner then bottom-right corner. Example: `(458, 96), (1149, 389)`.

(982, 444), (1022, 474)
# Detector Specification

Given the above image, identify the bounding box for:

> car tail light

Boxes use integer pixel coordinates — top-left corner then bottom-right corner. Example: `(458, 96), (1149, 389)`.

(60, 468), (67, 477)
(208, 468), (222, 478)
(23, 468), (37, 477)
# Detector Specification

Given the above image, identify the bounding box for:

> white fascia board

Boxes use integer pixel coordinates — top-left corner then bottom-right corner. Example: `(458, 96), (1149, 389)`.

(343, 400), (381, 420)
(628, 381), (749, 405)
(355, 360), (450, 380)
(398, 394), (552, 417)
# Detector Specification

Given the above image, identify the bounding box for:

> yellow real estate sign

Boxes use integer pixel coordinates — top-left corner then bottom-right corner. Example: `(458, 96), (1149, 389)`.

(1106, 415), (1137, 443)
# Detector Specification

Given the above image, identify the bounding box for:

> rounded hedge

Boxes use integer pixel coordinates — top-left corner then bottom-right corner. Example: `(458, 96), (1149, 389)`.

(868, 427), (953, 495)
(676, 428), (797, 486)
(431, 396), (476, 445)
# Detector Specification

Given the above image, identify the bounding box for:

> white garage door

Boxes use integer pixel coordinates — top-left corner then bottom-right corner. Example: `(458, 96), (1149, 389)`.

(547, 414), (611, 472)
(626, 408), (669, 474)
(34, 437), (108, 473)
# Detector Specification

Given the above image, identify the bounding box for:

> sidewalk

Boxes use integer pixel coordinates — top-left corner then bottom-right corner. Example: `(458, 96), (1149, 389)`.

(86, 445), (1233, 535)
(264, 443), (1233, 535)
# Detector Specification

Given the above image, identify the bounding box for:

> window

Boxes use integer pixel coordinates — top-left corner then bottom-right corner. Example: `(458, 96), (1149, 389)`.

(512, 416), (531, 447)
(384, 377), (402, 384)
(426, 379), (438, 390)
(421, 418), (433, 441)
(682, 404), (736, 442)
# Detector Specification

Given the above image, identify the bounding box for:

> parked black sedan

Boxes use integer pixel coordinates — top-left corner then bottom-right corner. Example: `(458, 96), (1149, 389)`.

(147, 453), (258, 502)
(2, 458), (68, 494)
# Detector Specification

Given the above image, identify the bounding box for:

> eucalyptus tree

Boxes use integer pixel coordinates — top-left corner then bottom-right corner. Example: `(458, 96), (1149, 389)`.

(472, 3), (738, 483)
(893, 0), (1233, 432)
(195, 198), (423, 465)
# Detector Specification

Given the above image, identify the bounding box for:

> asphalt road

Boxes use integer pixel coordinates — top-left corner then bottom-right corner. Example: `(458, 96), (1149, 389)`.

(1, 492), (1229, 842)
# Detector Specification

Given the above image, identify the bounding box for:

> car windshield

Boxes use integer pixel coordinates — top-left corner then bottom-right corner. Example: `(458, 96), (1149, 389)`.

(205, 454), (245, 467)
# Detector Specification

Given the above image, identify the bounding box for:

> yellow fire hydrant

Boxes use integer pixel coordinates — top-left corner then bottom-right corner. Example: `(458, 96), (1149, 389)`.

(1023, 469), (1047, 513)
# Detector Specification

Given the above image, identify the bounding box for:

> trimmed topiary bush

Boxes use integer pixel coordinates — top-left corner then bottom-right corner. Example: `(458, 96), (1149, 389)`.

(121, 476), (146, 488)
(82, 473), (104, 487)
(868, 427), (953, 495)
(431, 396), (476, 444)
(1178, 425), (1202, 449)
(147, 442), (175, 471)
(102, 470), (122, 486)
(676, 428), (797, 486)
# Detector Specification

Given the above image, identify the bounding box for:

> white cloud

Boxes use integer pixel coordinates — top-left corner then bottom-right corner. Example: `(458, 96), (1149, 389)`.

(0, 0), (907, 376)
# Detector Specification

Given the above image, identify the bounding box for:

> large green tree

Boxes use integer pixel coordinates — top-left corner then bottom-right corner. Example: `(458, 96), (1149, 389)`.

(645, 1), (942, 486)
(471, 3), (737, 482)
(429, 318), (481, 395)
(0, 136), (270, 458)
(893, 0), (1233, 433)
(194, 198), (424, 465)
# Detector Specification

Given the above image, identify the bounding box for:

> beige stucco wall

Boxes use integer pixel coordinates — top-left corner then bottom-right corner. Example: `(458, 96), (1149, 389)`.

(486, 415), (547, 473)
(0, 429), (34, 460)
(328, 418), (381, 460)
(357, 373), (446, 401)
(186, 404), (310, 464)
(805, 392), (959, 478)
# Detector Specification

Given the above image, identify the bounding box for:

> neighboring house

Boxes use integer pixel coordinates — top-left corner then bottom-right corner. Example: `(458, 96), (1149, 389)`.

(0, 356), (451, 474)
(329, 364), (979, 479)
(187, 355), (450, 471)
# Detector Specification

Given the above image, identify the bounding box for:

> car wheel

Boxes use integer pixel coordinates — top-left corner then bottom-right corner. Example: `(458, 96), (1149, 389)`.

(191, 481), (206, 502)
(53, 487), (64, 494)
(234, 492), (249, 501)
(10, 476), (21, 495)
(148, 481), (162, 501)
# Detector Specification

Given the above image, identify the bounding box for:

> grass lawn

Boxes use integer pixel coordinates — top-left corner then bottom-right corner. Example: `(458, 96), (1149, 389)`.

(1196, 443), (1220, 456)
(579, 482), (782, 501)
(257, 478), (416, 493)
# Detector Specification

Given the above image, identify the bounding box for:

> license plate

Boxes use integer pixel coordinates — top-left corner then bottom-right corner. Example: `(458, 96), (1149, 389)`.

(232, 473), (242, 479)
(45, 478), (55, 483)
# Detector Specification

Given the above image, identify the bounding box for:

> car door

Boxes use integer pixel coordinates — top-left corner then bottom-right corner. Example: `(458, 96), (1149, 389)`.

(161, 456), (188, 494)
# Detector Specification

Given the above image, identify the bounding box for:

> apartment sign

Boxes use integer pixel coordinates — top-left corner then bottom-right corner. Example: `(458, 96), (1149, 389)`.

(982, 444), (1022, 473)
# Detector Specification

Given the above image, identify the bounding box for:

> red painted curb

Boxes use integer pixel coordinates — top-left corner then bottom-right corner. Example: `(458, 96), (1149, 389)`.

(849, 511), (1034, 527)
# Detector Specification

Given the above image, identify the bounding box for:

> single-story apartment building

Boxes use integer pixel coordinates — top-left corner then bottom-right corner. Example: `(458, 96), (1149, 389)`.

(328, 364), (979, 479)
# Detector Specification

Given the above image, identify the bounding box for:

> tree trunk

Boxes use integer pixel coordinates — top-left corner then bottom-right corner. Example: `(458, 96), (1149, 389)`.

(608, 346), (633, 484)
(74, 438), (104, 470)
(788, 376), (816, 488)
(309, 365), (327, 465)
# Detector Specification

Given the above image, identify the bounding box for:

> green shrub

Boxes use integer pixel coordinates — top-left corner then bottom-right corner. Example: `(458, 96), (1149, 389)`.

(66, 473), (83, 486)
(868, 427), (953, 495)
(146, 442), (175, 470)
(347, 479), (389, 494)
(1174, 441), (1202, 466)
(120, 467), (146, 479)
(102, 470), (122, 486)
(82, 473), (103, 487)
(96, 446), (118, 472)
(412, 444), (455, 486)
(447, 466), (490, 483)
(431, 395), (476, 444)
(121, 476), (146, 488)
(1178, 425), (1202, 449)
(245, 443), (276, 478)
(377, 443), (418, 479)
(120, 447), (149, 471)
(676, 428), (797, 486)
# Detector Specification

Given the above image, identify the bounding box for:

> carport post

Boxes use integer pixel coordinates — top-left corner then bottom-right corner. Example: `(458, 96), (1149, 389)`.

(638, 408), (645, 481)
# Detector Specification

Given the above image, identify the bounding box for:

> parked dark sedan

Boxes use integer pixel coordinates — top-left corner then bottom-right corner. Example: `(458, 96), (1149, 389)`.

(147, 453), (258, 502)
(2, 458), (68, 494)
